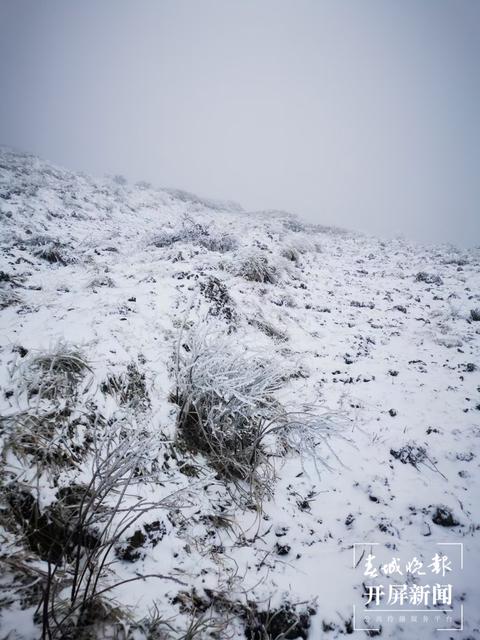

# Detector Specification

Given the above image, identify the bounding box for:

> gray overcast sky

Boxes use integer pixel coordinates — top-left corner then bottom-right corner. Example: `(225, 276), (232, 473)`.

(0, 1), (479, 246)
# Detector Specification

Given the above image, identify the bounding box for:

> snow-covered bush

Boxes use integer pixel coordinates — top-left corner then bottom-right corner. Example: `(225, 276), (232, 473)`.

(283, 218), (306, 233)
(2, 407), (93, 471)
(443, 255), (469, 266)
(174, 321), (284, 489)
(283, 234), (317, 257)
(230, 251), (280, 284)
(415, 271), (443, 285)
(33, 240), (70, 264)
(250, 316), (289, 342)
(174, 321), (345, 496)
(0, 287), (22, 309)
(2, 428), (166, 639)
(87, 274), (116, 289)
(101, 361), (150, 411)
(199, 232), (238, 253)
(280, 246), (301, 263)
(470, 308), (480, 321)
(19, 342), (93, 402)
(199, 276), (236, 322)
(152, 216), (237, 253)
(151, 228), (181, 248)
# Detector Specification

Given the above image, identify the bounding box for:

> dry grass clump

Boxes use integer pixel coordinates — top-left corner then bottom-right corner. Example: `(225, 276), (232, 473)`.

(19, 342), (93, 402)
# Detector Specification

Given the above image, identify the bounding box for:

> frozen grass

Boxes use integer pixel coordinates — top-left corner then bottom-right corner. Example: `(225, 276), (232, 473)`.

(87, 274), (115, 289)
(33, 241), (68, 264)
(250, 316), (289, 342)
(0, 287), (22, 309)
(101, 362), (151, 411)
(24, 235), (71, 265)
(1, 335), (191, 639)
(280, 246), (301, 263)
(281, 235), (317, 263)
(230, 251), (280, 284)
(415, 271), (443, 285)
(174, 320), (346, 499)
(1, 423), (185, 639)
(1, 407), (93, 471)
(152, 215), (238, 253)
(19, 342), (93, 403)
(174, 320), (283, 493)
(470, 308), (480, 321)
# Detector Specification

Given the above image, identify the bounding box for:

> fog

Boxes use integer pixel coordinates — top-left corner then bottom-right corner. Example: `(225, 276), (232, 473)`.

(1, 0), (479, 246)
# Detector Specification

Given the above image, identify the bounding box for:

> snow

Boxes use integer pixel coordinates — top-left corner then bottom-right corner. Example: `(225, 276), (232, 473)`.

(1, 146), (479, 639)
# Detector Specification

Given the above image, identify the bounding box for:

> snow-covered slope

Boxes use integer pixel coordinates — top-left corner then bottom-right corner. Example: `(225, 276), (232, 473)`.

(1, 147), (479, 639)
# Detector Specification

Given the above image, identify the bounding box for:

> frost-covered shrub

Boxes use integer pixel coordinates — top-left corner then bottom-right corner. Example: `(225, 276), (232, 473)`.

(286, 235), (317, 255)
(174, 321), (345, 495)
(470, 308), (480, 321)
(250, 317), (288, 342)
(280, 246), (301, 263)
(232, 251), (280, 284)
(199, 232), (238, 253)
(2, 408), (94, 471)
(34, 241), (68, 264)
(199, 276), (236, 322)
(23, 234), (70, 264)
(283, 218), (306, 233)
(101, 362), (150, 411)
(19, 342), (92, 402)
(152, 228), (181, 248)
(24, 234), (72, 265)
(174, 322), (284, 487)
(1, 427), (165, 638)
(87, 274), (116, 289)
(152, 216), (237, 253)
(390, 444), (427, 468)
(0, 287), (22, 309)
(272, 292), (297, 308)
(443, 255), (469, 266)
(415, 271), (443, 285)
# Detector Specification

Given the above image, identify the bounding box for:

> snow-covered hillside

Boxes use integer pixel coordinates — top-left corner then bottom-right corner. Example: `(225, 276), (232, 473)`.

(1, 147), (479, 639)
